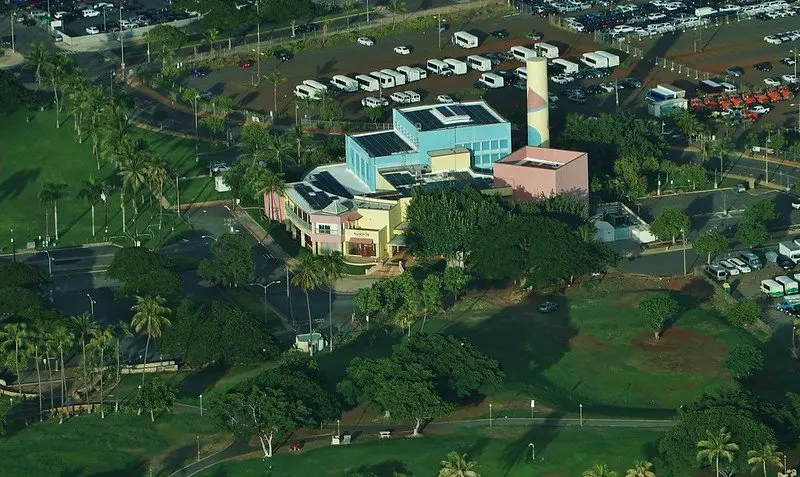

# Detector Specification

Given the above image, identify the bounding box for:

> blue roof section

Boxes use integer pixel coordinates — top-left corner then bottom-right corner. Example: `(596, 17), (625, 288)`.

(351, 131), (415, 158)
(398, 103), (506, 132)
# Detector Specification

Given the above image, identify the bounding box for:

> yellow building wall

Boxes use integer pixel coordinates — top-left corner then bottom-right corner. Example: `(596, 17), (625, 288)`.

(375, 173), (396, 192)
(429, 150), (471, 172)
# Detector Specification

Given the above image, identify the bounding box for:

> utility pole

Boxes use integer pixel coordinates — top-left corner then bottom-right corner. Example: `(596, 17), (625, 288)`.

(366, 0), (370, 22)
(765, 131), (771, 182)
(119, 6), (125, 75)
(175, 174), (181, 217)
(256, 0), (261, 86)
(10, 12), (15, 53)
(437, 15), (442, 50)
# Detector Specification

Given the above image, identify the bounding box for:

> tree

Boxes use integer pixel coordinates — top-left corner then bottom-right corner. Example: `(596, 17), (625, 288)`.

(107, 247), (181, 297)
(133, 376), (177, 422)
(39, 181), (69, 242)
(583, 464), (617, 477)
(0, 322), (28, 397)
(266, 69), (285, 115)
(77, 176), (104, 238)
(145, 155), (168, 230)
(204, 28), (220, 54)
(130, 295), (172, 387)
(222, 161), (250, 210)
(89, 327), (114, 418)
(71, 312), (98, 405)
(144, 25), (188, 67)
(696, 428), (739, 477)
(197, 233), (255, 288)
(198, 116), (224, 140)
(0, 262), (46, 289)
(638, 292), (678, 340)
(44, 54), (72, 128)
(319, 252), (344, 351)
(118, 147), (149, 218)
(265, 133), (293, 172)
(747, 443), (784, 477)
(723, 300), (760, 328)
(241, 123), (272, 163)
(420, 274), (443, 331)
(744, 198), (776, 224)
(736, 220), (770, 248)
(25, 41), (48, 87)
(439, 452), (479, 477)
(291, 255), (323, 353)
(443, 266), (469, 301)
(284, 124), (311, 165)
(648, 207), (689, 244)
(0, 397), (9, 435)
(51, 326), (73, 408)
(250, 168), (285, 220)
(625, 460), (655, 477)
(724, 344), (764, 378)
(354, 285), (381, 319)
(365, 105), (384, 125)
(693, 230), (728, 264)
(387, 0), (407, 27)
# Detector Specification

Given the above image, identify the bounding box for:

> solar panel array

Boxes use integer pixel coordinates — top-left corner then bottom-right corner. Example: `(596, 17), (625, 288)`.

(352, 131), (414, 158)
(295, 184), (333, 210)
(401, 104), (502, 132)
(311, 171), (353, 199)
(383, 172), (415, 188)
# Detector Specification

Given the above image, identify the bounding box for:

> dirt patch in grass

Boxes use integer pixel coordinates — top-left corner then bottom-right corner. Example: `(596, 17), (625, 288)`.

(630, 327), (729, 376)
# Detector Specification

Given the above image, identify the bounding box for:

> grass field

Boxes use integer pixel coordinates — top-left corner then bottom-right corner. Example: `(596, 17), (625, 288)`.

(0, 412), (225, 476)
(201, 427), (664, 477)
(0, 108), (229, 250)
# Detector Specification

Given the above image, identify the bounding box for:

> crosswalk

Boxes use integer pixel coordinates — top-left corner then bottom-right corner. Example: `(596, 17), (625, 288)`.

(53, 49), (82, 56)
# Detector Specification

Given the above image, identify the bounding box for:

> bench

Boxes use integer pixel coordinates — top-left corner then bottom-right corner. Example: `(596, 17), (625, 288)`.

(379, 431), (391, 439)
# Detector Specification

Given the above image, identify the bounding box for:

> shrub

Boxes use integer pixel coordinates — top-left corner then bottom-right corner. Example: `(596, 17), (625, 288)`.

(724, 300), (759, 327)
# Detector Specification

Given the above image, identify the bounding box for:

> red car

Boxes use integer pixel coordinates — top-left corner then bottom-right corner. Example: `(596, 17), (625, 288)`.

(236, 60), (254, 68)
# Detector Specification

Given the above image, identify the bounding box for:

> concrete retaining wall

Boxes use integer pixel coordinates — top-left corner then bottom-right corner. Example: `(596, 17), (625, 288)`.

(60, 17), (198, 47)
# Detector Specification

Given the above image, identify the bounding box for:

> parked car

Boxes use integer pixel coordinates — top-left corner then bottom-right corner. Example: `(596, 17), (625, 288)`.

(53, 11), (68, 18)
(236, 60), (254, 68)
(436, 94), (454, 103)
(357, 36), (374, 46)
(734, 183), (746, 193)
(273, 50), (292, 61)
(295, 23), (318, 33)
(361, 97), (388, 108)
(82, 9), (100, 17)
(725, 66), (744, 77)
(754, 62), (773, 72)
(777, 254), (796, 270)
(782, 57), (797, 66)
(490, 29), (509, 38)
(751, 105), (770, 114)
(394, 45), (411, 55)
(198, 90), (213, 100)
(85, 26), (100, 34)
(189, 67), (210, 77)
(210, 161), (229, 173)
(782, 74), (798, 84)
(621, 77), (642, 88)
(525, 31), (544, 41)
(718, 260), (740, 276)
(764, 77), (781, 87)
(538, 301), (558, 313)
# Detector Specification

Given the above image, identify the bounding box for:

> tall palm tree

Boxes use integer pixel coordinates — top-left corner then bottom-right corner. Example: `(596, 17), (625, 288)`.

(130, 295), (171, 387)
(387, 0), (407, 28)
(84, 85), (108, 169)
(318, 252), (344, 352)
(583, 464), (617, 477)
(291, 255), (323, 355)
(296, 96), (315, 120)
(284, 125), (311, 165)
(438, 451), (479, 477)
(114, 322), (132, 409)
(43, 326), (58, 410)
(266, 69), (285, 115)
(697, 428), (739, 477)
(145, 155), (168, 230)
(204, 28), (220, 54)
(77, 176), (104, 238)
(747, 443), (784, 477)
(99, 102), (132, 168)
(39, 181), (69, 242)
(118, 145), (150, 225)
(71, 313), (98, 405)
(63, 72), (88, 141)
(625, 460), (655, 477)
(51, 326), (74, 409)
(28, 324), (45, 420)
(251, 169), (285, 220)
(26, 41), (49, 86)
(44, 54), (72, 128)
(0, 322), (29, 397)
(265, 133), (293, 172)
(89, 327), (114, 418)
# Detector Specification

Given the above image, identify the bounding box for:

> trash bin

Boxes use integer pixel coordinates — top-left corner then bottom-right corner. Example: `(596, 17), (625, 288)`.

(722, 282), (731, 294)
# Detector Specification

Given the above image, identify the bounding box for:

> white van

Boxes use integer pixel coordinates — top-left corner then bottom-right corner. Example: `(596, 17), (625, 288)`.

(552, 58), (579, 74)
(718, 260), (739, 276)
(390, 91), (411, 103)
(720, 82), (737, 93)
(427, 59), (453, 76)
(302, 79), (328, 92)
(478, 72), (504, 88)
(330, 75), (359, 92)
(443, 58), (467, 75)
(402, 90), (421, 103)
(534, 42), (559, 59)
(355, 74), (379, 92)
(510, 45), (537, 62)
(452, 30), (479, 48)
(466, 55), (492, 72)
(380, 69), (406, 86)
(294, 84), (322, 99)
(369, 71), (396, 88)
(706, 264), (727, 282)
(514, 67), (528, 80)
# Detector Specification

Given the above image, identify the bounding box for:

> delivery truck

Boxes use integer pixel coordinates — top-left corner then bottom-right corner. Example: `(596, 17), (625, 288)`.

(779, 241), (800, 263)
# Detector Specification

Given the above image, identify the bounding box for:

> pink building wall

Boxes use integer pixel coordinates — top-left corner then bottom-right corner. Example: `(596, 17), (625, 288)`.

(492, 147), (589, 202)
(264, 192), (284, 221)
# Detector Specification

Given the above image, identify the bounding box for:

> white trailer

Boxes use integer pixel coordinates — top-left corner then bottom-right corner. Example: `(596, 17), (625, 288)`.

(330, 75), (359, 92)
(302, 79), (328, 92)
(551, 58), (579, 74)
(380, 69), (406, 86)
(396, 65), (422, 82)
(466, 55), (492, 72)
(427, 59), (453, 75)
(443, 58), (468, 75)
(411, 67), (427, 80)
(369, 71), (396, 88)
(534, 42), (559, 59)
(580, 52), (609, 68)
(452, 30), (479, 48)
(510, 45), (537, 62)
(780, 241), (800, 263)
(478, 72), (504, 88)
(355, 74), (379, 92)
(594, 50), (620, 67)
(776, 275), (800, 295)
(294, 84), (322, 99)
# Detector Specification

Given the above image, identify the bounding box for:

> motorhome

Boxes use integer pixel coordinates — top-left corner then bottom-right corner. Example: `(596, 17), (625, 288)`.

(478, 72), (504, 88)
(427, 59), (453, 75)
(443, 58), (468, 75)
(761, 278), (785, 297)
(594, 50), (620, 67)
(466, 55), (492, 72)
(510, 45), (537, 62)
(580, 52), (610, 68)
(369, 71), (396, 88)
(534, 42), (560, 59)
(396, 66), (423, 82)
(551, 58), (579, 74)
(294, 84), (322, 99)
(776, 275), (800, 295)
(452, 30), (479, 48)
(355, 74), (380, 92)
(302, 79), (328, 92)
(330, 75), (359, 92)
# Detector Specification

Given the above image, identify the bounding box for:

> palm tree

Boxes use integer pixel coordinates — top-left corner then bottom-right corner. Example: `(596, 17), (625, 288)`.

(583, 464), (617, 477)
(625, 460), (655, 477)
(284, 125), (311, 165)
(51, 326), (74, 409)
(296, 96), (314, 120)
(290, 255), (323, 355)
(39, 181), (69, 242)
(44, 54), (72, 128)
(114, 322), (132, 409)
(42, 326), (58, 409)
(130, 295), (172, 387)
(28, 324), (45, 420)
(83, 85), (108, 169)
(118, 146), (149, 220)
(71, 313), (98, 405)
(697, 428), (739, 477)
(438, 451), (479, 477)
(266, 69), (285, 115)
(25, 41), (48, 87)
(89, 327), (114, 418)
(63, 72), (88, 141)
(145, 155), (168, 230)
(77, 176), (104, 238)
(318, 252), (344, 352)
(0, 322), (29, 397)
(99, 102), (132, 167)
(747, 443), (784, 477)
(204, 28), (220, 54)
(251, 169), (285, 219)
(265, 133), (293, 172)
(387, 0), (407, 27)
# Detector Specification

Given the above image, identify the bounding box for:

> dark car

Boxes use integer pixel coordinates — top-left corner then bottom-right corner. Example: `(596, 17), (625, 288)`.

(490, 29), (508, 38)
(777, 254), (796, 270)
(486, 54), (502, 66)
(621, 77), (642, 88)
(0, 35), (11, 46)
(725, 67), (744, 77)
(538, 301), (558, 313)
(754, 62), (773, 72)
(585, 84), (606, 95)
(525, 31), (544, 41)
(295, 23), (318, 34)
(236, 59), (254, 68)
(189, 67), (210, 77)
(273, 50), (292, 61)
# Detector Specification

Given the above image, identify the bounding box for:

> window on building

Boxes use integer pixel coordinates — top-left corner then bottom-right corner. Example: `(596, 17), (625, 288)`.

(499, 139), (508, 150)
(481, 141), (490, 150)
(472, 142), (480, 151)
(490, 140), (499, 150)
(491, 153), (500, 162)
(317, 224), (332, 235)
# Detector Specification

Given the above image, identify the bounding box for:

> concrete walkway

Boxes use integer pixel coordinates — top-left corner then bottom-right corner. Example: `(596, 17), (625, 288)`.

(0, 50), (24, 69)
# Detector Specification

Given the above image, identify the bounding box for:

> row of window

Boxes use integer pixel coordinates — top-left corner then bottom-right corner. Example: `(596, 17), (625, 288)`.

(474, 153), (503, 170)
(458, 139), (509, 153)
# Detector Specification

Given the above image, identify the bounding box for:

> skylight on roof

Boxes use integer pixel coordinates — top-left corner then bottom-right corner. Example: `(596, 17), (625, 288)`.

(431, 105), (472, 125)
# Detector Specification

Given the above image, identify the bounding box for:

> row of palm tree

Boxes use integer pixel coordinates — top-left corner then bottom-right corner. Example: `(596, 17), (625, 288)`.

(289, 252), (345, 355)
(697, 428), (784, 477)
(583, 461), (655, 477)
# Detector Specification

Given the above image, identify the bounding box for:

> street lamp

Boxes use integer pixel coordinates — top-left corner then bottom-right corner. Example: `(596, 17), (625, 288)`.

(337, 418), (341, 438)
(10, 228), (16, 263)
(579, 404), (583, 427)
(201, 235), (218, 242)
(175, 174), (181, 217)
(44, 250), (54, 276)
(199, 394), (203, 416)
(791, 103), (800, 133)
(119, 5), (125, 74)
(793, 325), (796, 352)
(196, 435), (200, 462)
(528, 442), (535, 461)
(86, 293), (96, 317)
(791, 49), (798, 78)
(193, 93), (200, 132)
(10, 12), (15, 53)
(681, 228), (687, 275)
(489, 403), (493, 427)
(250, 280), (281, 327)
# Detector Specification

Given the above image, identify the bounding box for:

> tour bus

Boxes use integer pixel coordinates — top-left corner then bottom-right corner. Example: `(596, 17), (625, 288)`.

(427, 59), (453, 76)
(510, 45), (537, 62)
(330, 75), (359, 92)
(355, 74), (379, 92)
(302, 79), (328, 92)
(369, 70), (396, 89)
(452, 30), (479, 48)
(294, 84), (322, 99)
(466, 55), (492, 72)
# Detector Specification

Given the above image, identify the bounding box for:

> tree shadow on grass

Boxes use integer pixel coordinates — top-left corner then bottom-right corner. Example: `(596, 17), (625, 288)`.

(158, 441), (198, 476)
(316, 327), (402, 394)
(349, 460), (410, 477)
(0, 169), (41, 202)
(500, 417), (563, 474)
(179, 363), (232, 398)
(88, 460), (147, 477)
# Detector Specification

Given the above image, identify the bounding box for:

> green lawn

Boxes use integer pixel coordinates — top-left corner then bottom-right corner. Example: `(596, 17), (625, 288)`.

(0, 108), (226, 250)
(0, 412), (225, 476)
(201, 427), (664, 477)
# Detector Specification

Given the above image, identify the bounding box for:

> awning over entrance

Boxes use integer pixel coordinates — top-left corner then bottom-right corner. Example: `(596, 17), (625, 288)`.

(388, 235), (407, 246)
(348, 237), (374, 244)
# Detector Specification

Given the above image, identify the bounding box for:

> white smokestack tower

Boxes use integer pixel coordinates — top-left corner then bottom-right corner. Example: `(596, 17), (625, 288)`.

(526, 57), (549, 147)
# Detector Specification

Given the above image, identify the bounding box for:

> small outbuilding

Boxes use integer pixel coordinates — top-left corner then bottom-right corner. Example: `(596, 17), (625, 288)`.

(295, 332), (326, 354)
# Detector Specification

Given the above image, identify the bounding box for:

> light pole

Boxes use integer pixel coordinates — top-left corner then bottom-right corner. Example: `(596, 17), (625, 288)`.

(103, 7), (106, 32)
(366, 0), (369, 22)
(791, 49), (798, 79)
(196, 435), (200, 462)
(44, 251), (54, 277)
(86, 293), (96, 317)
(119, 5), (125, 74)
(437, 15), (442, 50)
(256, 0), (261, 85)
(528, 442), (535, 461)
(10, 229), (15, 263)
(10, 12), (15, 53)
(793, 325), (796, 351)
(193, 94), (199, 132)
(109, 70), (114, 96)
(489, 403), (493, 427)
(791, 103), (800, 133)
(681, 228), (687, 275)
(579, 404), (583, 427)
(250, 280), (281, 327)
(337, 419), (341, 437)
(175, 174), (181, 217)
(199, 394), (203, 416)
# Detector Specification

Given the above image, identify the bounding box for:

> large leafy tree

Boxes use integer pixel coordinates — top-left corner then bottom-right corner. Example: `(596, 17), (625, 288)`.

(744, 198), (776, 224)
(244, 366), (340, 426)
(648, 207), (689, 244)
(736, 220), (770, 248)
(442, 266), (470, 301)
(133, 376), (177, 422)
(197, 233), (255, 288)
(0, 262), (46, 289)
(144, 25), (188, 67)
(696, 428), (739, 477)
(583, 464), (617, 477)
(130, 295), (172, 387)
(638, 292), (679, 340)
(107, 247), (181, 297)
(439, 452), (479, 477)
(724, 344), (764, 379)
(693, 230), (728, 264)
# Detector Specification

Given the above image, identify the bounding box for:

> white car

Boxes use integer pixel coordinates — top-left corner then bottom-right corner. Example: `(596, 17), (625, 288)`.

(436, 94), (454, 103)
(598, 82), (616, 92)
(548, 92), (559, 102)
(728, 257), (752, 273)
(718, 260), (740, 276)
(85, 26), (100, 34)
(764, 77), (781, 87)
(357, 37), (374, 46)
(751, 105), (770, 114)
(82, 9), (101, 17)
(551, 74), (574, 84)
(95, 2), (113, 8)
(764, 35), (782, 44)
(781, 74), (798, 84)
(210, 161), (229, 173)
(53, 11), (68, 18)
(390, 92), (411, 103)
(394, 46), (411, 55)
(361, 96), (388, 108)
